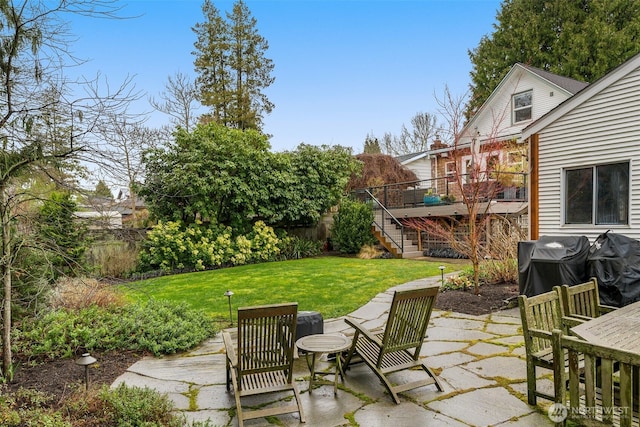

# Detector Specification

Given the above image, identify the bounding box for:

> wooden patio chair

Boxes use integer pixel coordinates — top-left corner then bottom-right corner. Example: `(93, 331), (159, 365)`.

(559, 277), (617, 322)
(222, 303), (305, 427)
(552, 328), (640, 426)
(342, 286), (443, 404)
(519, 288), (566, 405)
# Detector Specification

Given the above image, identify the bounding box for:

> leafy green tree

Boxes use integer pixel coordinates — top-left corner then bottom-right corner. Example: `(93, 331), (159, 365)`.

(37, 192), (88, 278)
(193, 0), (274, 131)
(139, 123), (273, 230)
(279, 144), (360, 227)
(468, 0), (640, 116)
(139, 123), (360, 231)
(331, 198), (376, 254)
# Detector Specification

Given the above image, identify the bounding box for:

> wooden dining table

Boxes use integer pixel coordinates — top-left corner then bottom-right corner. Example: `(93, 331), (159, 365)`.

(571, 299), (640, 352)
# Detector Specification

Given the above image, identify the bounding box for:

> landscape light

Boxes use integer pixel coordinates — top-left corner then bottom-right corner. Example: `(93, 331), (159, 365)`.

(75, 352), (97, 391)
(225, 290), (234, 325)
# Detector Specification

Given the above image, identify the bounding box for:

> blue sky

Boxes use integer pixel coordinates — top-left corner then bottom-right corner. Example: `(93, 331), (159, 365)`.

(69, 0), (502, 153)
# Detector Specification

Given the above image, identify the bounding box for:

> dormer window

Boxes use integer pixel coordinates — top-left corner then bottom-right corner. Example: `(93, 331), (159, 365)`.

(513, 90), (532, 123)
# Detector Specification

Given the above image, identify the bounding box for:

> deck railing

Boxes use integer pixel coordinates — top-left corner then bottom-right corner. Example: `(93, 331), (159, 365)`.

(354, 173), (527, 210)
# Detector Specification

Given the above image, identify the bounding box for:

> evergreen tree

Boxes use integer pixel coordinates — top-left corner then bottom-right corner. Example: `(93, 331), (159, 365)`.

(193, 0), (274, 131)
(37, 192), (88, 278)
(468, 0), (640, 116)
(94, 180), (113, 200)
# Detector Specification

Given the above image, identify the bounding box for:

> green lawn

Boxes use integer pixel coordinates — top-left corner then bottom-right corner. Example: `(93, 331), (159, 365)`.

(121, 256), (464, 324)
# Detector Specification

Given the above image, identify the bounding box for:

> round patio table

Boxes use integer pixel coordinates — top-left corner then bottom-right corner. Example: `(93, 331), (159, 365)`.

(296, 333), (352, 395)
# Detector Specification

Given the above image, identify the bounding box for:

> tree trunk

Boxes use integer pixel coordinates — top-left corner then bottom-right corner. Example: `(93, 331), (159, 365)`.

(1, 186), (11, 376)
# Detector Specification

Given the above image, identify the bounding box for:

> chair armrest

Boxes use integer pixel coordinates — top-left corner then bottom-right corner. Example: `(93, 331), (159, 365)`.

(528, 328), (552, 340)
(222, 332), (237, 367)
(562, 315), (585, 329)
(345, 317), (383, 347)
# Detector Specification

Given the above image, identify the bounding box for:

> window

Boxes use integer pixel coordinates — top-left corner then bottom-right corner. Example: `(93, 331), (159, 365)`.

(445, 161), (456, 181)
(565, 162), (629, 225)
(513, 90), (532, 123)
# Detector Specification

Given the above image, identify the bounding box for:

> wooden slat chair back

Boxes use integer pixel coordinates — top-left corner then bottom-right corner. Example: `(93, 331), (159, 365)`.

(223, 303), (305, 427)
(519, 289), (565, 405)
(552, 329), (640, 426)
(343, 286), (443, 404)
(559, 277), (617, 322)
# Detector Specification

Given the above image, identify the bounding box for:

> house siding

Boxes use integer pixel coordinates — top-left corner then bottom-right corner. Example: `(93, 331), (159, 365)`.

(536, 67), (640, 241)
(460, 66), (576, 146)
(402, 156), (432, 186)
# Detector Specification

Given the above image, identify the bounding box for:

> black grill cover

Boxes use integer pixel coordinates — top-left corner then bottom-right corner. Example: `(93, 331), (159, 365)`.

(519, 235), (590, 297)
(588, 232), (640, 307)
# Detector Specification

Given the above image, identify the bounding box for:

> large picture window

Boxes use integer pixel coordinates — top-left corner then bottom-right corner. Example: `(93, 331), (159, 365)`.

(565, 162), (629, 225)
(512, 90), (532, 123)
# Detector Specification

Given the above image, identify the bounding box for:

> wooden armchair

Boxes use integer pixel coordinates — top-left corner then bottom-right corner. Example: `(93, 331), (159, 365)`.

(222, 303), (305, 427)
(342, 286), (443, 404)
(559, 277), (617, 322)
(519, 289), (565, 405)
(552, 329), (640, 426)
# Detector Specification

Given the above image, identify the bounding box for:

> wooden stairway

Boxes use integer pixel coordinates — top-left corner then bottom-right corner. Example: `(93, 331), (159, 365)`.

(372, 211), (422, 259)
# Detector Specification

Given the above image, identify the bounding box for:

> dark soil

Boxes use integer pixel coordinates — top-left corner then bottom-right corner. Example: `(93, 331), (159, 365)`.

(4, 350), (144, 410)
(4, 282), (519, 415)
(435, 281), (520, 315)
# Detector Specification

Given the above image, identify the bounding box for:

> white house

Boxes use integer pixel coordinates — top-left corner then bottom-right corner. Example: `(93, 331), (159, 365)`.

(396, 151), (431, 185)
(522, 51), (640, 242)
(454, 63), (588, 176)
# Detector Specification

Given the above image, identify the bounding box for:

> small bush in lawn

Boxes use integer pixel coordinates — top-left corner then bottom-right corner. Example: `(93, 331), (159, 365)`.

(49, 277), (126, 310)
(331, 198), (376, 254)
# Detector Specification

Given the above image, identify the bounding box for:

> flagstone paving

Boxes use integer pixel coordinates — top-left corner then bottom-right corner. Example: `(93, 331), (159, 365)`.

(112, 277), (556, 426)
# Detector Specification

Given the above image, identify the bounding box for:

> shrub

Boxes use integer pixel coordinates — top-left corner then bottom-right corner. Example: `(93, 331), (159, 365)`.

(480, 258), (518, 285)
(0, 387), (69, 427)
(15, 300), (216, 360)
(442, 274), (473, 291)
(244, 221), (281, 262)
(331, 198), (376, 254)
(357, 244), (383, 259)
(37, 191), (89, 278)
(49, 277), (126, 310)
(138, 220), (282, 272)
(87, 240), (140, 278)
(99, 383), (181, 426)
(278, 235), (322, 260)
(10, 245), (57, 318)
(444, 259), (518, 290)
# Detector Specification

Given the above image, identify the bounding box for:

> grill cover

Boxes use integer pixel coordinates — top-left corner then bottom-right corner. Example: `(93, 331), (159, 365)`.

(588, 232), (640, 307)
(518, 235), (590, 297)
